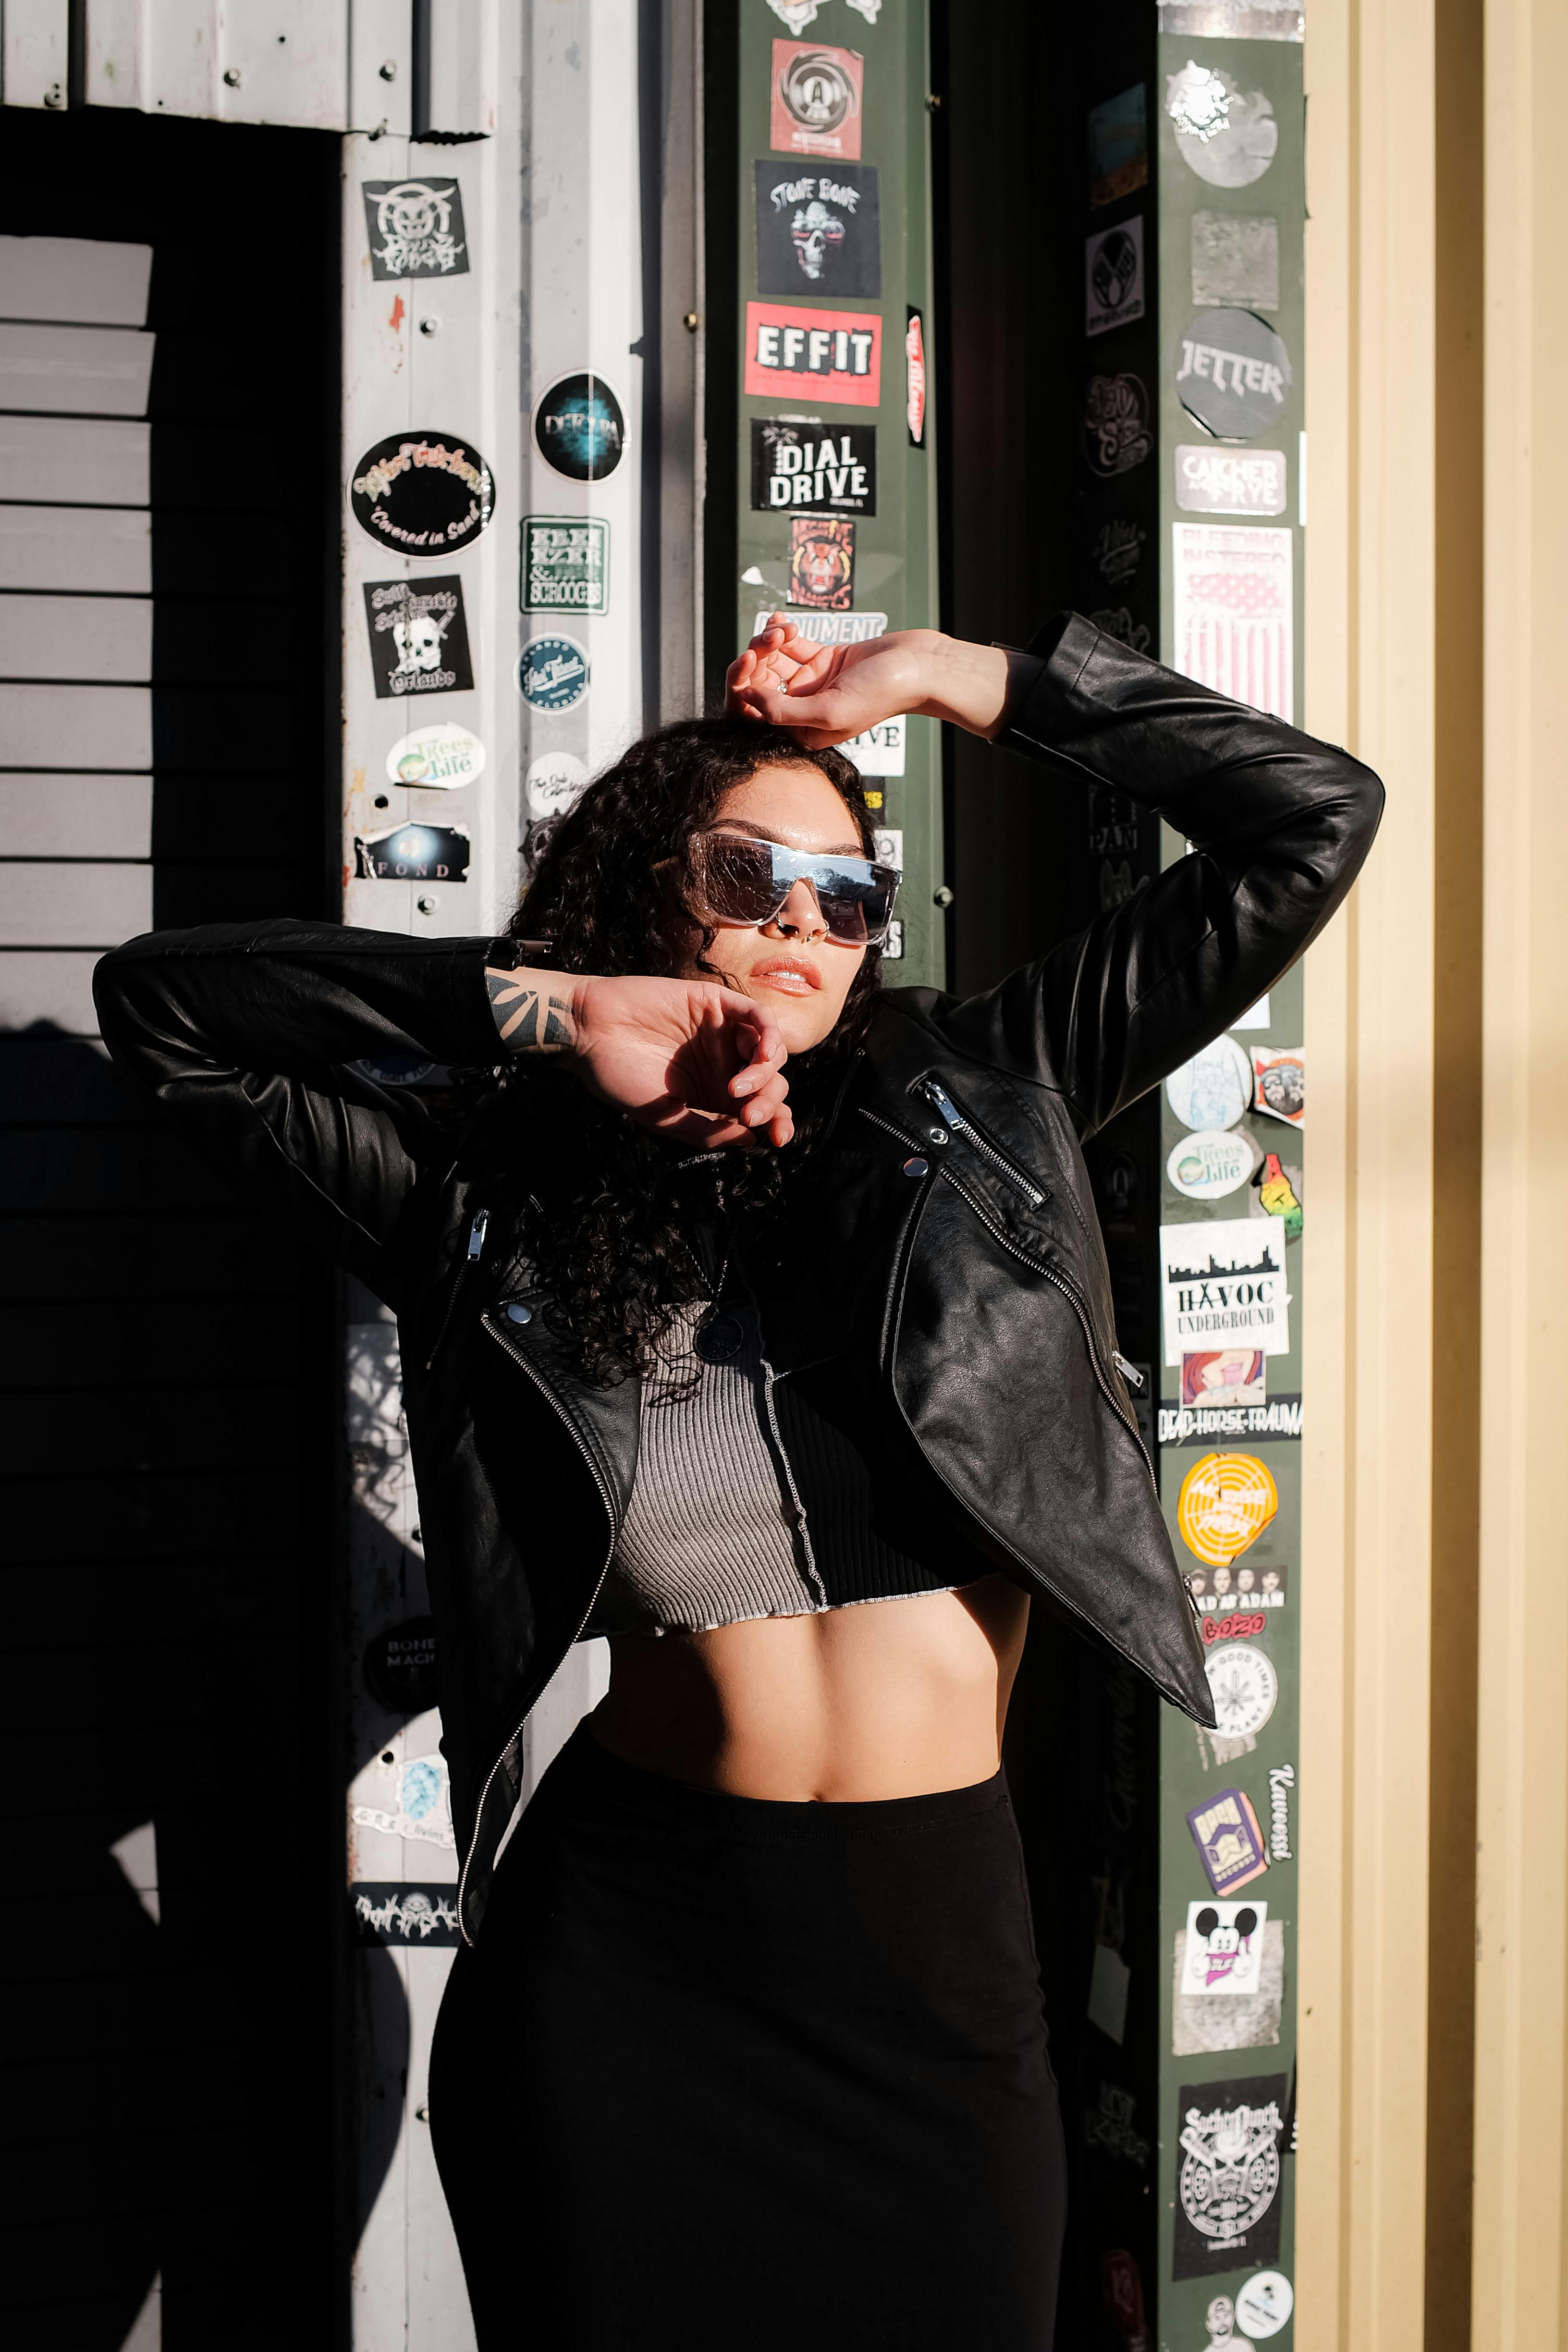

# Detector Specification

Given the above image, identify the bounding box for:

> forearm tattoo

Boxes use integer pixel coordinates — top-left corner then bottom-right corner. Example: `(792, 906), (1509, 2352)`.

(485, 966), (576, 1053)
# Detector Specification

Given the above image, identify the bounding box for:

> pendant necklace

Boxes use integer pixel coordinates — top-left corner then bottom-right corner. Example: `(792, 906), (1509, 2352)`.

(676, 1225), (744, 1364)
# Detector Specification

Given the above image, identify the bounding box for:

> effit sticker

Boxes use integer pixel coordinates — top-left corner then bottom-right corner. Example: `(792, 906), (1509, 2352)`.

(350, 431), (494, 557)
(1086, 217), (1146, 337)
(534, 374), (625, 482)
(752, 419), (875, 513)
(1160, 1217), (1290, 1364)
(755, 161), (880, 298)
(745, 302), (881, 404)
(1186, 1787), (1270, 1896)
(1166, 62), (1279, 188)
(1174, 2073), (1287, 2277)
(1251, 1045), (1304, 1127)
(787, 514), (855, 610)
(1176, 444), (1287, 516)
(386, 722), (486, 789)
(362, 178), (469, 279)
(1088, 82), (1148, 207)
(1177, 1450), (1281, 1565)
(1173, 522), (1294, 722)
(354, 823), (470, 884)
(770, 38), (863, 159)
(362, 576), (474, 698)
(1181, 1899), (1267, 1996)
(906, 308), (927, 445)
(521, 516), (610, 615)
(518, 634), (590, 714)
(1176, 308), (1293, 440)
(1083, 373), (1153, 475)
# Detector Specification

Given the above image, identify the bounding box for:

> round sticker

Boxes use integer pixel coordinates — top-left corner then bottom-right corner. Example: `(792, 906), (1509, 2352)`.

(362, 1615), (440, 1715)
(533, 372), (625, 481)
(778, 46), (858, 141)
(1177, 1451), (1280, 1567)
(386, 722), (486, 790)
(518, 634), (590, 714)
(1165, 62), (1279, 188)
(525, 752), (590, 820)
(1165, 1033), (1253, 1130)
(349, 429), (494, 557)
(1167, 1129), (1257, 1201)
(1176, 308), (1293, 442)
(1204, 1640), (1278, 1739)
(1235, 2271), (1294, 2339)
(1084, 371), (1153, 477)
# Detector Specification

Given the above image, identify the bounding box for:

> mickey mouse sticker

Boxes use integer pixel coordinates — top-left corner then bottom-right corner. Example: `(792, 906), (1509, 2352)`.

(1180, 1898), (1268, 1997)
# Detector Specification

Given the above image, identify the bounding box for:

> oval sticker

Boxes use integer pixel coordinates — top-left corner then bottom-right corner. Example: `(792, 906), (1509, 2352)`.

(386, 722), (486, 790)
(1167, 1128), (1257, 1200)
(349, 429), (494, 557)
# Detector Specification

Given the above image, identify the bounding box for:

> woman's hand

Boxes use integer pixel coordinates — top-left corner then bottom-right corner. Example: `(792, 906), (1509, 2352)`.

(725, 615), (1010, 747)
(485, 965), (793, 1149)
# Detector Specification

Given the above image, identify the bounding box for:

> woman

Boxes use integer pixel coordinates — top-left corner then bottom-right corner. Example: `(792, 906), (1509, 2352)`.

(94, 611), (1381, 2348)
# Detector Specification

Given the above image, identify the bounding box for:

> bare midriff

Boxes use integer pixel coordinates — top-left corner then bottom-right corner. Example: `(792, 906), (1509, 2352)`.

(589, 1572), (1031, 1800)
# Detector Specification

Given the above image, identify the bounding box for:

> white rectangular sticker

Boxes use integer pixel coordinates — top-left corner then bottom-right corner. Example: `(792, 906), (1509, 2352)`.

(840, 715), (906, 776)
(1172, 522), (1293, 721)
(1159, 1214), (1290, 1366)
(1181, 1899), (1268, 1997)
(1175, 445), (1286, 516)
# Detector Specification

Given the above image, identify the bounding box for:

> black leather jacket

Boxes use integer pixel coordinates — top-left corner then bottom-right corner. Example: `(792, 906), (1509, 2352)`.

(94, 614), (1382, 1939)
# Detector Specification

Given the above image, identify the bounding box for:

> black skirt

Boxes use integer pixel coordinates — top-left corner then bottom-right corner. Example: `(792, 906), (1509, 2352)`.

(431, 1725), (1066, 2351)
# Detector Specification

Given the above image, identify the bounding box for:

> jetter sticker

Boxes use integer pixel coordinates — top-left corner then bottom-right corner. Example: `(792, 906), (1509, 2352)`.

(906, 308), (928, 445)
(1085, 218), (1146, 337)
(362, 576), (474, 698)
(1174, 2073), (1287, 2277)
(1084, 373), (1153, 476)
(787, 514), (855, 610)
(533, 373), (625, 482)
(1186, 1788), (1270, 1897)
(1250, 1045), (1304, 1128)
(1181, 1899), (1268, 1997)
(362, 178), (469, 279)
(350, 432), (494, 557)
(354, 823), (470, 883)
(1176, 308), (1293, 441)
(385, 722), (485, 789)
(1176, 1451), (1281, 1565)
(518, 634), (590, 713)
(1160, 1216), (1290, 1364)
(745, 303), (882, 405)
(521, 516), (610, 615)
(770, 39), (863, 159)
(752, 419), (875, 513)
(755, 161), (880, 298)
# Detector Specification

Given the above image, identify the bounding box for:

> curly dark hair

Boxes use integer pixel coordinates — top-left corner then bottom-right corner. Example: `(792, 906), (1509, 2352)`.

(492, 715), (883, 1386)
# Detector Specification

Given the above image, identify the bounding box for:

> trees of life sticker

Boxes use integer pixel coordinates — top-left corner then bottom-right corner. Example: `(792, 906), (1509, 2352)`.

(1176, 445), (1287, 516)
(362, 178), (469, 279)
(755, 161), (880, 298)
(787, 514), (855, 609)
(518, 635), (589, 713)
(533, 373), (625, 482)
(1176, 308), (1292, 440)
(354, 823), (470, 883)
(350, 433), (494, 558)
(1173, 524), (1294, 722)
(1166, 1032), (1253, 1130)
(1177, 1450), (1281, 1564)
(753, 420), (875, 513)
(1204, 1640), (1279, 1740)
(746, 303), (882, 404)
(1182, 1899), (1268, 1997)
(770, 39), (863, 159)
(1168, 1128), (1258, 1200)
(1186, 1788), (1270, 1896)
(1085, 218), (1146, 337)
(1165, 62), (1279, 189)
(1088, 82), (1149, 207)
(363, 576), (473, 698)
(1083, 373), (1154, 475)
(386, 722), (485, 789)
(1174, 2074), (1287, 2277)
(521, 516), (610, 616)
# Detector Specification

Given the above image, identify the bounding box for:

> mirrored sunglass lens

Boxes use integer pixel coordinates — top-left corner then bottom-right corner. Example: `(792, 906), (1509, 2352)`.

(700, 836), (781, 922)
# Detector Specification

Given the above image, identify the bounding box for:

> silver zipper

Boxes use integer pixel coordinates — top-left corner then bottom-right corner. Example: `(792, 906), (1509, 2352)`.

(423, 1207), (490, 1373)
(455, 1316), (618, 1942)
(916, 1078), (1047, 1207)
(1113, 1353), (1145, 1392)
(466, 1207), (490, 1261)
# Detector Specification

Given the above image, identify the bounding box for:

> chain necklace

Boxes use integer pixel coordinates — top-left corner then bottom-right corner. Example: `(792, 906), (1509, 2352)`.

(674, 1196), (745, 1365)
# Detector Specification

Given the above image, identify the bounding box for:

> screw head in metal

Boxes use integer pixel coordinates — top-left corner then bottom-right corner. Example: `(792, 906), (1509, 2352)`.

(932, 884), (955, 909)
(418, 316), (440, 337)
(380, 58), (398, 81)
(416, 892), (440, 915)
(222, 66), (242, 86)
(42, 83), (63, 109)
(683, 311), (700, 332)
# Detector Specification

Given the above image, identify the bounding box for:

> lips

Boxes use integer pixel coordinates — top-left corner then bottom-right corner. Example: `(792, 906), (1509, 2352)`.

(751, 955), (822, 996)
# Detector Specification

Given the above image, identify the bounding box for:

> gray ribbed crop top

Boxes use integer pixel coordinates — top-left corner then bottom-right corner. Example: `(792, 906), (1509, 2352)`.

(584, 1299), (968, 1640)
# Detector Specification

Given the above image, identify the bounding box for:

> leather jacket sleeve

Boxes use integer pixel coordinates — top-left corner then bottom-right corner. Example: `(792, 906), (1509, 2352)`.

(943, 611), (1385, 1136)
(93, 919), (504, 1304)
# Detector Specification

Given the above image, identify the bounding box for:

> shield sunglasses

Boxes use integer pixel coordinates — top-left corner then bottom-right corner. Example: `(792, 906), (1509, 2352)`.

(681, 828), (901, 947)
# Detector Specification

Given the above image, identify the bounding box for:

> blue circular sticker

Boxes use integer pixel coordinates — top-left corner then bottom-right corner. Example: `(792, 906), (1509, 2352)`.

(518, 634), (590, 713)
(533, 372), (625, 480)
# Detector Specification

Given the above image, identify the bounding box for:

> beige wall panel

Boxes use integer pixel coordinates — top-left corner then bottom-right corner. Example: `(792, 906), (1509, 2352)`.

(0, 592), (152, 680)
(0, 863), (152, 948)
(0, 682), (152, 770)
(1472, 0), (1568, 2336)
(0, 948), (104, 1032)
(0, 506), (152, 594)
(0, 323), (154, 416)
(0, 235), (153, 327)
(0, 775), (153, 858)
(0, 416), (151, 502)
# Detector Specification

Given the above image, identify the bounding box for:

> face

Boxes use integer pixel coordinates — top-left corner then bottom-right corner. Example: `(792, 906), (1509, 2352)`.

(681, 760), (870, 1053)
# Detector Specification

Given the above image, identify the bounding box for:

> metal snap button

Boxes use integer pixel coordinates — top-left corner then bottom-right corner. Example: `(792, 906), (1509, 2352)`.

(505, 1302), (533, 1324)
(926, 1127), (949, 1145)
(902, 1156), (930, 1178)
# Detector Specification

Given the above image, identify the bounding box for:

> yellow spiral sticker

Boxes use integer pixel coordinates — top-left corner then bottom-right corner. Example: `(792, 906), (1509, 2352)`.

(1176, 1452), (1279, 1568)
